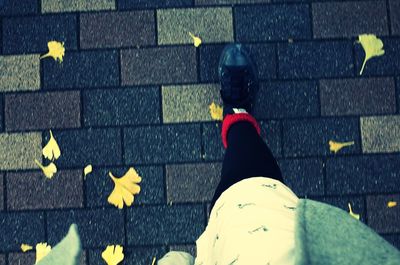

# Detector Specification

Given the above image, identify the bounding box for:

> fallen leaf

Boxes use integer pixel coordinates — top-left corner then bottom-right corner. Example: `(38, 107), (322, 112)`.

(357, 34), (385, 75)
(43, 130), (61, 161)
(83, 164), (93, 179)
(40, 41), (65, 63)
(348, 203), (360, 220)
(188, 32), (202, 47)
(329, 140), (354, 154)
(151, 257), (156, 265)
(34, 159), (57, 179)
(35, 243), (52, 264)
(209, 102), (223, 121)
(21, 243), (33, 252)
(388, 201), (397, 208)
(102, 245), (124, 265)
(108, 167), (142, 209)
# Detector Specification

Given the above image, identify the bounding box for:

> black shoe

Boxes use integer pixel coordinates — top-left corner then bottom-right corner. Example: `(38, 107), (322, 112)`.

(218, 43), (259, 118)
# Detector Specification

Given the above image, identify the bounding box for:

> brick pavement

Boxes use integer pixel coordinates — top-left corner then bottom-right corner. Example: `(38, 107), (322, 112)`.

(0, 0), (399, 264)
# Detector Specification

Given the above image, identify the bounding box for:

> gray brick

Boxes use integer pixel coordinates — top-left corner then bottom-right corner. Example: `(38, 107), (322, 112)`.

(0, 0), (37, 16)
(196, 0), (270, 4)
(157, 7), (233, 45)
(199, 43), (276, 82)
(43, 50), (119, 89)
(124, 124), (201, 164)
(326, 154), (400, 195)
(0, 132), (42, 170)
(382, 234), (400, 250)
(47, 208), (124, 248)
(390, 0), (400, 35)
(367, 194), (400, 234)
(85, 166), (164, 207)
(166, 163), (222, 203)
(397, 77), (400, 114)
(127, 204), (205, 245)
(0, 212), (45, 252)
(312, 1), (389, 38)
(278, 41), (354, 79)
(41, 0), (115, 13)
(0, 174), (3, 210)
(5, 91), (81, 131)
(235, 4), (311, 41)
(320, 78), (396, 116)
(3, 14), (77, 54)
(8, 253), (35, 265)
(361, 115), (400, 153)
(118, 0), (192, 9)
(43, 128), (122, 168)
(282, 118), (361, 157)
(254, 81), (319, 119)
(0, 94), (2, 132)
(80, 11), (155, 49)
(121, 47), (197, 86)
(0, 54), (40, 92)
(162, 84), (222, 123)
(83, 87), (160, 126)
(89, 247), (166, 265)
(0, 255), (4, 265)
(7, 170), (83, 210)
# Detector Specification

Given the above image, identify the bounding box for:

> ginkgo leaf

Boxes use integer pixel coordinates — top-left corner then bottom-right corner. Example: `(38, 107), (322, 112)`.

(40, 41), (65, 63)
(83, 164), (92, 179)
(35, 243), (52, 264)
(34, 159), (57, 179)
(188, 32), (202, 47)
(107, 167), (142, 209)
(209, 102), (223, 121)
(329, 140), (354, 154)
(348, 203), (360, 220)
(43, 130), (61, 161)
(388, 201), (397, 208)
(101, 245), (124, 265)
(357, 34), (385, 75)
(21, 243), (33, 252)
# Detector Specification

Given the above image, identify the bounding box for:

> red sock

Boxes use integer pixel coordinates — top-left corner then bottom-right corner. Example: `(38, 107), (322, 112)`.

(221, 113), (261, 149)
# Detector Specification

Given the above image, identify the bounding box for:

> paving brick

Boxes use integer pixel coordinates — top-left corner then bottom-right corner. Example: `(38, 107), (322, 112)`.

(47, 208), (124, 248)
(42, 50), (119, 89)
(0, 94), (3, 132)
(278, 41), (354, 79)
(0, 255), (4, 265)
(83, 87), (159, 127)
(282, 117), (360, 157)
(326, 154), (400, 195)
(0, 0), (37, 16)
(80, 11), (155, 49)
(166, 163), (222, 203)
(235, 4), (311, 41)
(199, 43), (276, 82)
(196, 0), (271, 4)
(124, 124), (201, 164)
(0, 132), (42, 170)
(41, 0), (115, 13)
(0, 174), (3, 210)
(120, 47), (197, 86)
(88, 247), (166, 265)
(367, 194), (400, 234)
(320, 78), (396, 116)
(0, 212), (45, 252)
(118, 0), (192, 9)
(202, 120), (282, 161)
(254, 81), (319, 119)
(361, 115), (400, 153)
(85, 166), (164, 207)
(277, 158), (324, 197)
(162, 84), (222, 123)
(355, 38), (400, 76)
(3, 14), (77, 54)
(7, 170), (83, 210)
(382, 234), (400, 250)
(126, 204), (205, 245)
(169, 245), (196, 258)
(390, 0), (400, 35)
(157, 7), (233, 45)
(397, 77), (400, 114)
(0, 54), (40, 92)
(9, 249), (88, 265)
(5, 91), (81, 131)
(312, 1), (388, 38)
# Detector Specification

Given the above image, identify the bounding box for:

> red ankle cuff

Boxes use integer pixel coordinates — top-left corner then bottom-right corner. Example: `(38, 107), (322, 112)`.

(221, 113), (261, 149)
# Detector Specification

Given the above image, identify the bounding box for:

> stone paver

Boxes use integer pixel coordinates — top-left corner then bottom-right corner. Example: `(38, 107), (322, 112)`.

(41, 0), (115, 13)
(118, 0), (192, 9)
(0, 0), (37, 16)
(196, 0), (271, 4)
(0, 174), (3, 210)
(390, 0), (400, 35)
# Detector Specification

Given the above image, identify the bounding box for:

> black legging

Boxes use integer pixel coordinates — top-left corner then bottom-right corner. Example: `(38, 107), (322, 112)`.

(209, 120), (285, 216)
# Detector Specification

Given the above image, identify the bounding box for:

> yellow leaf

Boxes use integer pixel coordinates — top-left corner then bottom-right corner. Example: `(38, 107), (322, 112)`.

(42, 130), (61, 161)
(348, 203), (360, 220)
(21, 243), (33, 252)
(357, 34), (385, 75)
(188, 32), (202, 47)
(107, 167), (142, 209)
(34, 159), (57, 179)
(209, 102), (223, 121)
(151, 257), (156, 265)
(35, 243), (52, 264)
(388, 201), (397, 208)
(83, 164), (93, 179)
(102, 245), (124, 265)
(329, 140), (354, 154)
(40, 41), (65, 63)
